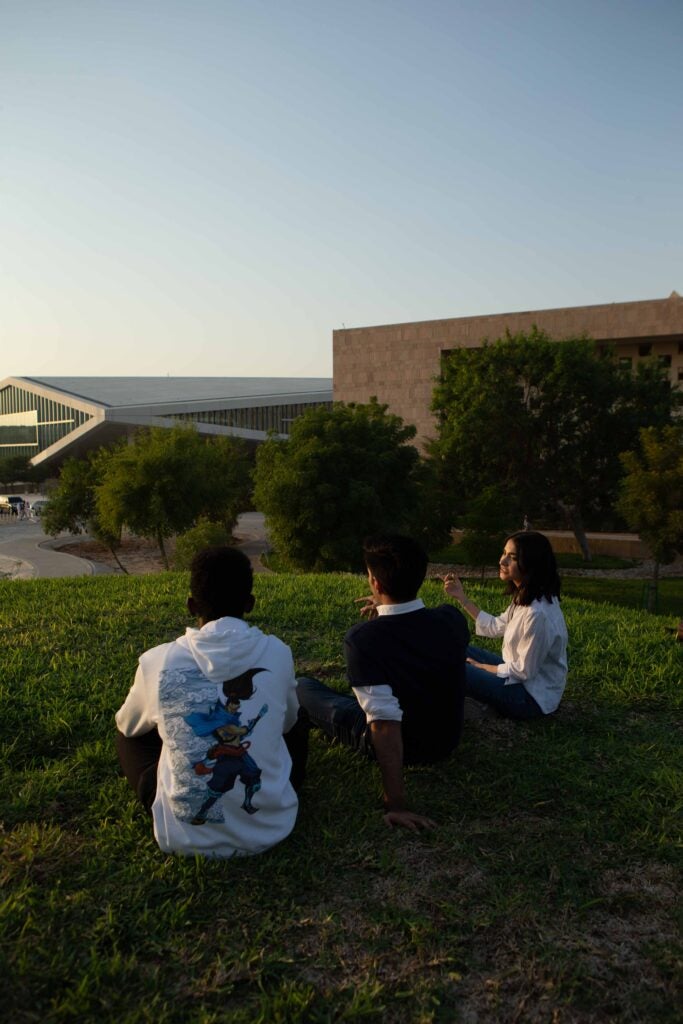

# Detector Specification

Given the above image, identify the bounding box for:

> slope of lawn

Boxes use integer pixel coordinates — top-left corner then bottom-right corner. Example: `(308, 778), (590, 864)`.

(1, 572), (681, 1023)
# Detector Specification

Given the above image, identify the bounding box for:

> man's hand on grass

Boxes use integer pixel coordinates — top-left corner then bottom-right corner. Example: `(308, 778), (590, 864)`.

(369, 721), (436, 832)
(382, 809), (437, 831)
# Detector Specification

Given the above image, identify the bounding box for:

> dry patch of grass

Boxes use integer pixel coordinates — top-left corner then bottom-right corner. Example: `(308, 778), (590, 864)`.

(55, 534), (176, 574)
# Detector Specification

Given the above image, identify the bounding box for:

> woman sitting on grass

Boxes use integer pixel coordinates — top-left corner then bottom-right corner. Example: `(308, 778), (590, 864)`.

(443, 531), (568, 719)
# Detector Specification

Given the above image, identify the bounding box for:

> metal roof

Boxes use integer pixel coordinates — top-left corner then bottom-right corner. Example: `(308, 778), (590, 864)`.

(19, 376), (333, 409)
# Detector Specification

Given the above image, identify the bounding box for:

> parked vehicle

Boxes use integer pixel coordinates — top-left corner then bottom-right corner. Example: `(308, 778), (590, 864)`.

(0, 495), (23, 515)
(30, 499), (50, 517)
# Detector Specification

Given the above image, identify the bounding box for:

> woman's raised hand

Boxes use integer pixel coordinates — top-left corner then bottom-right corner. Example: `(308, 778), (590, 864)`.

(443, 573), (467, 604)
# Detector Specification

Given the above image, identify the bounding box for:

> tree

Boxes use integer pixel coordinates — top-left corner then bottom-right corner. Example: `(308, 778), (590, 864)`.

(42, 447), (128, 572)
(173, 518), (233, 570)
(96, 426), (251, 568)
(458, 485), (515, 578)
(430, 329), (681, 560)
(0, 454), (52, 486)
(253, 399), (433, 571)
(617, 425), (683, 610)
(0, 455), (29, 485)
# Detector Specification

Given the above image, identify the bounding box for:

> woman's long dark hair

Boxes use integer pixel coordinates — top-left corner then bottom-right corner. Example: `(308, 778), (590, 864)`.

(505, 531), (561, 606)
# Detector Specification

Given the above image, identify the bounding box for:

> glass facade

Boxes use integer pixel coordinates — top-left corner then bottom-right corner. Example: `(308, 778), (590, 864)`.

(169, 400), (332, 435)
(0, 384), (92, 458)
(0, 381), (332, 462)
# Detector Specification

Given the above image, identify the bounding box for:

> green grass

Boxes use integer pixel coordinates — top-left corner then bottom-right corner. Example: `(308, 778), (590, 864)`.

(1, 573), (682, 1023)
(452, 576), (683, 619)
(429, 541), (638, 571)
(561, 577), (683, 618)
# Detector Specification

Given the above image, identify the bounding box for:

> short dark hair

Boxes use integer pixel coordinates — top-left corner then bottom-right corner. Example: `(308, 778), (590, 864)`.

(506, 531), (561, 606)
(190, 546), (254, 620)
(363, 534), (428, 602)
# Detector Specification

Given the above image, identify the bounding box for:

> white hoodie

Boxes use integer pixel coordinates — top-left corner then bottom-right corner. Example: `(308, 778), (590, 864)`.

(116, 617), (299, 857)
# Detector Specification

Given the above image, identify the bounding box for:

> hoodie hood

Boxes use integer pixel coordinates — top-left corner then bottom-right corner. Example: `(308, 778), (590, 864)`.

(177, 616), (271, 684)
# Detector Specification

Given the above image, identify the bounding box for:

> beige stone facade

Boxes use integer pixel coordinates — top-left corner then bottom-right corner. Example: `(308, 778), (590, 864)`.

(333, 292), (683, 448)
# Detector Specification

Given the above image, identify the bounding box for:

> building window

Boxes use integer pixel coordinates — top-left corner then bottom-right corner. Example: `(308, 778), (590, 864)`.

(658, 354), (672, 368)
(678, 368), (683, 382)
(638, 342), (652, 357)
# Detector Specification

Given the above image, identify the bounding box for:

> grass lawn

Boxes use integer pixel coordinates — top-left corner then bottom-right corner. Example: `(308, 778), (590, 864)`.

(428, 543), (638, 572)
(456, 577), (683, 620)
(1, 573), (681, 1023)
(561, 578), (683, 619)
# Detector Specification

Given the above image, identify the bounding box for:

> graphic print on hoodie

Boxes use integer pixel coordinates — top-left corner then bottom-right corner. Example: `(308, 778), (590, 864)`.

(158, 666), (270, 824)
(185, 668), (269, 822)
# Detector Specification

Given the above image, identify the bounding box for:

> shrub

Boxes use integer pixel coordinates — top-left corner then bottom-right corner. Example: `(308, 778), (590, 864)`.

(173, 519), (233, 570)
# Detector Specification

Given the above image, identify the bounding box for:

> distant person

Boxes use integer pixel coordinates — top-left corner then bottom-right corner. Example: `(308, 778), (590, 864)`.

(115, 546), (308, 858)
(443, 531), (568, 719)
(297, 535), (468, 832)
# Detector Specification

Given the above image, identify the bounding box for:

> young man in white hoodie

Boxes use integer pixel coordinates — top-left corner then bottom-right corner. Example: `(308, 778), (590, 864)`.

(115, 546), (307, 858)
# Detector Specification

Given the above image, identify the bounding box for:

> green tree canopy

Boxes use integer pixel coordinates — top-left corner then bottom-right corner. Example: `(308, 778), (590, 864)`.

(0, 454), (50, 485)
(42, 446), (127, 570)
(96, 426), (251, 567)
(430, 329), (680, 559)
(253, 399), (432, 571)
(0, 455), (30, 485)
(617, 425), (683, 595)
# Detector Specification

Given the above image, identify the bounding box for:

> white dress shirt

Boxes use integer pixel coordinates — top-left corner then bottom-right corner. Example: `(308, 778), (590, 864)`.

(475, 597), (568, 714)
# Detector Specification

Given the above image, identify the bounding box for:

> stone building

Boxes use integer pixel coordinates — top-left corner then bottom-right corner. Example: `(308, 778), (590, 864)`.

(333, 292), (683, 448)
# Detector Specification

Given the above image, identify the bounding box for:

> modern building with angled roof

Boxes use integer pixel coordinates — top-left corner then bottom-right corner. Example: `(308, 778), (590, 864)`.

(0, 376), (332, 468)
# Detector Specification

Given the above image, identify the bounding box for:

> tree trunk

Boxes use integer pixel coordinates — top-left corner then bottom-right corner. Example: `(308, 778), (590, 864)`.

(107, 544), (128, 574)
(157, 530), (169, 570)
(570, 512), (591, 562)
(646, 561), (660, 613)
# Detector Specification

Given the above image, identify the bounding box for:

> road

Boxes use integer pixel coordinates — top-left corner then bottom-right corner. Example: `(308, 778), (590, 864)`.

(0, 509), (99, 580)
(0, 509), (271, 580)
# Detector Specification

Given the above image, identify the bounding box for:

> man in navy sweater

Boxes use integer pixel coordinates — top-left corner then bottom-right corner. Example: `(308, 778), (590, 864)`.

(297, 535), (468, 831)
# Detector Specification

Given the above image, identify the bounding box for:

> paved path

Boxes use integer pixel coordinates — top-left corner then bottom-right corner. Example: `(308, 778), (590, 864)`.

(0, 517), (99, 580)
(232, 511), (272, 574)
(0, 510), (272, 580)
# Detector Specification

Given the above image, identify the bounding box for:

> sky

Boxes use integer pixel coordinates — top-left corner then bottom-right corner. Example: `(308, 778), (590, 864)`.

(1, 0), (682, 379)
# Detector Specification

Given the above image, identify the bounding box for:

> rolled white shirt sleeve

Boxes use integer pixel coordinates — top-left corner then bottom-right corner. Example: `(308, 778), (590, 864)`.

(352, 684), (403, 723)
(475, 607), (511, 638)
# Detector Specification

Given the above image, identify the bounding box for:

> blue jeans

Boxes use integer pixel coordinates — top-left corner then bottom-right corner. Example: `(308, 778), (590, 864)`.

(296, 676), (376, 760)
(465, 645), (543, 720)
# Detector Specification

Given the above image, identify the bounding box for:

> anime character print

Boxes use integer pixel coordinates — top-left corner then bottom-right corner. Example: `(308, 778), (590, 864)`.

(185, 668), (268, 824)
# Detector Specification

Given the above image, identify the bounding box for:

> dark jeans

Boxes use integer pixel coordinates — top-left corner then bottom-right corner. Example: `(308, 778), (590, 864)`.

(465, 645), (543, 720)
(116, 709), (310, 814)
(296, 676), (375, 760)
(115, 726), (162, 813)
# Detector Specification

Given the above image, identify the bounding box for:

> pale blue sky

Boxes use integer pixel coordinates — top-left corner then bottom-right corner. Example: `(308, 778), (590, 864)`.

(1, 0), (681, 377)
